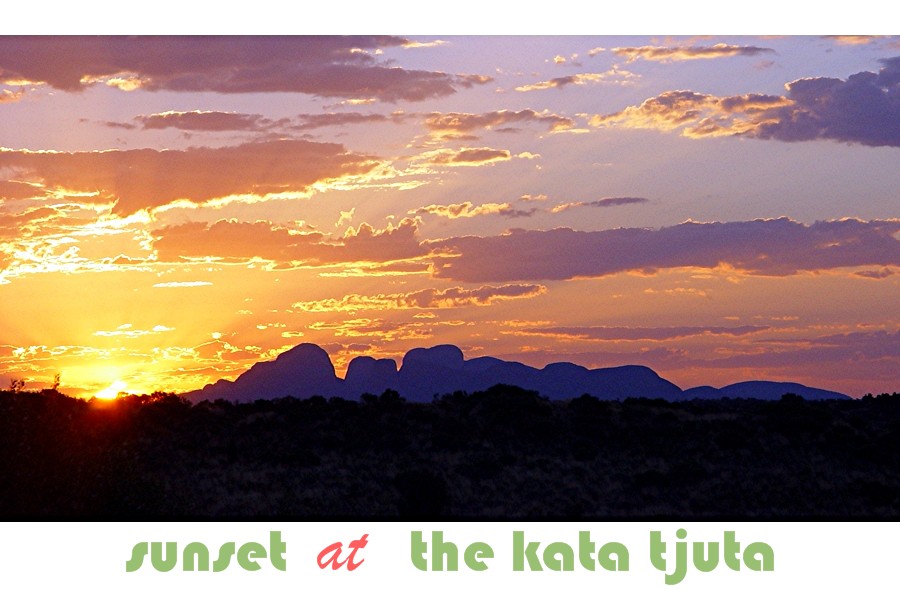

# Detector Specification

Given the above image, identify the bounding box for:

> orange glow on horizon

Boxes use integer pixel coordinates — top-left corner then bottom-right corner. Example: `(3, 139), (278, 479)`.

(93, 380), (129, 400)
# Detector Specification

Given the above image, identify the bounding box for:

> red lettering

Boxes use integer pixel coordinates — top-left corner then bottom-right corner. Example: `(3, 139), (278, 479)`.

(317, 534), (369, 571)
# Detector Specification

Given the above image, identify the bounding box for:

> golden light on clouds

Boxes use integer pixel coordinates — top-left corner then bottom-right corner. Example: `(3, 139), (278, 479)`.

(0, 36), (898, 397)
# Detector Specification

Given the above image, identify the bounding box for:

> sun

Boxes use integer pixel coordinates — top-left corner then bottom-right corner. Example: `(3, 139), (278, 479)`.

(94, 380), (129, 400)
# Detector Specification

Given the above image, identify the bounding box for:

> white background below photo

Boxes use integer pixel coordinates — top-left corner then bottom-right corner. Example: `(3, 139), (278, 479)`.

(1, 521), (896, 588)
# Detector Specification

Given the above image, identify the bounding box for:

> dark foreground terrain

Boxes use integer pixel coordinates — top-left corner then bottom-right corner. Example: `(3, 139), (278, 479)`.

(1, 386), (898, 520)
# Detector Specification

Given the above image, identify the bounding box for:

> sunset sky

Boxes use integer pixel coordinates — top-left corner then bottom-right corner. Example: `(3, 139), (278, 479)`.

(0, 35), (897, 397)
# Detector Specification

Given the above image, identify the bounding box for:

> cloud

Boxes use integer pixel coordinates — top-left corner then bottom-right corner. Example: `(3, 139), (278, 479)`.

(590, 90), (791, 135)
(341, 195), (644, 227)
(854, 267), (896, 279)
(508, 329), (899, 390)
(0, 206), (64, 237)
(410, 201), (525, 219)
(643, 287), (710, 297)
(424, 109), (574, 140)
(822, 36), (886, 45)
(335, 208), (355, 228)
(515, 67), (638, 92)
(93, 323), (176, 337)
(1, 88), (24, 103)
(307, 317), (435, 342)
(611, 43), (775, 63)
(699, 330), (899, 369)
(0, 139), (381, 215)
(428, 218), (900, 282)
(550, 197), (650, 213)
(153, 217), (424, 265)
(293, 283), (547, 312)
(127, 110), (409, 134)
(0, 180), (46, 200)
(152, 281), (213, 288)
(513, 324), (770, 341)
(136, 110), (276, 132)
(317, 260), (431, 278)
(0, 36), (489, 102)
(98, 120), (137, 130)
(292, 111), (409, 131)
(402, 40), (449, 49)
(591, 58), (900, 147)
(413, 147), (511, 167)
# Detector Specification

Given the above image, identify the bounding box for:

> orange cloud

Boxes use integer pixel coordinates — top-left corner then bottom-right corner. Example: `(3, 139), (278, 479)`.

(515, 67), (638, 92)
(822, 36), (885, 45)
(514, 325), (769, 341)
(590, 90), (791, 137)
(0, 88), (24, 103)
(0, 206), (64, 238)
(293, 283), (547, 312)
(402, 40), (449, 49)
(0, 140), (381, 215)
(854, 268), (895, 279)
(153, 217), (425, 265)
(694, 330), (900, 382)
(611, 43), (775, 63)
(0, 180), (47, 200)
(293, 111), (410, 131)
(316, 260), (431, 278)
(424, 109), (574, 140)
(414, 147), (511, 167)
(307, 317), (434, 342)
(93, 323), (176, 338)
(151, 281), (214, 288)
(410, 201), (518, 219)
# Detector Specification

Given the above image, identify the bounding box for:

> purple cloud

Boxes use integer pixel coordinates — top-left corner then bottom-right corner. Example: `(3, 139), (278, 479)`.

(593, 58), (900, 147)
(429, 218), (900, 282)
(0, 36), (490, 102)
(517, 325), (770, 341)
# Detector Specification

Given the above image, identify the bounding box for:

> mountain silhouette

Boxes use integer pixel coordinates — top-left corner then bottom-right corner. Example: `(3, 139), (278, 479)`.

(189, 343), (345, 402)
(684, 381), (849, 401)
(185, 343), (850, 403)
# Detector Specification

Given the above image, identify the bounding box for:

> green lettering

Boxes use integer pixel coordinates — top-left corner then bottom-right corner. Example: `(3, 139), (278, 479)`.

(150, 542), (177, 572)
(578, 531), (596, 571)
(432, 531), (458, 572)
(744, 542), (774, 572)
(513, 531), (542, 571)
(464, 542), (493, 571)
(598, 542), (629, 572)
(125, 542), (148, 572)
(544, 542), (574, 572)
(269, 531), (287, 572)
(724, 532), (741, 571)
(650, 531), (667, 572)
(213, 542), (235, 572)
(693, 541), (718, 573)
(237, 542), (267, 571)
(410, 532), (428, 571)
(665, 529), (687, 585)
(183, 542), (209, 571)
